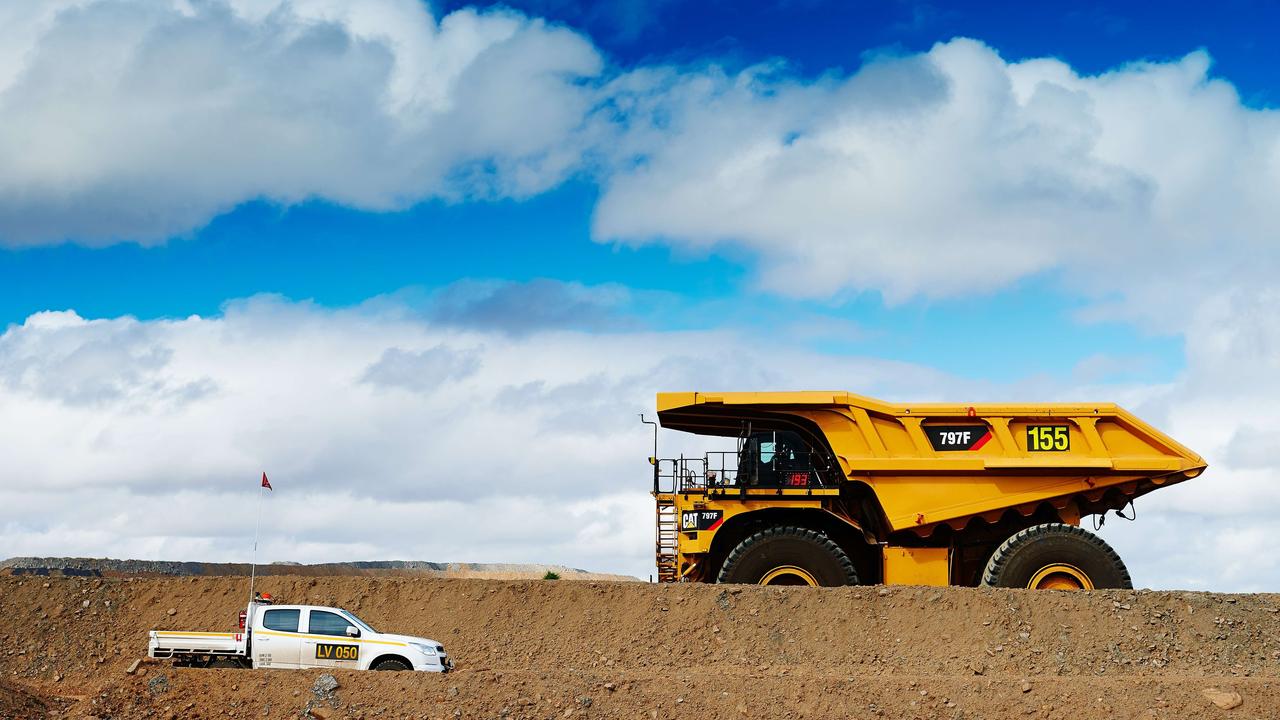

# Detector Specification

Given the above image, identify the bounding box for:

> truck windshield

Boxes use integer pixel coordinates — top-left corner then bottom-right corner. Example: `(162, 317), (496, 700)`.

(339, 610), (379, 634)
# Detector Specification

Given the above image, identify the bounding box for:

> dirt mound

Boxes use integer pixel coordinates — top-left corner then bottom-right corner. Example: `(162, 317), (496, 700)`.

(3, 576), (1278, 718)
(0, 556), (636, 581)
(0, 679), (62, 720)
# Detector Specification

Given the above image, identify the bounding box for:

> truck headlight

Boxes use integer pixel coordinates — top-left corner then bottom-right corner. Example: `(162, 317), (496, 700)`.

(409, 642), (438, 656)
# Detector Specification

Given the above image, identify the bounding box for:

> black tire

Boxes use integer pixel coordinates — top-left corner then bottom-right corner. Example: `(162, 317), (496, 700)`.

(208, 657), (243, 669)
(372, 658), (411, 671)
(717, 525), (858, 586)
(982, 523), (1132, 589)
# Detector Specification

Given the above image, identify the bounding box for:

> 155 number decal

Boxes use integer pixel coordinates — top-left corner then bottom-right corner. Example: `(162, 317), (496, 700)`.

(1026, 425), (1069, 451)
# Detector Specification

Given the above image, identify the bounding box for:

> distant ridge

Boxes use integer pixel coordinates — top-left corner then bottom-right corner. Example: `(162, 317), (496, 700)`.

(0, 556), (639, 581)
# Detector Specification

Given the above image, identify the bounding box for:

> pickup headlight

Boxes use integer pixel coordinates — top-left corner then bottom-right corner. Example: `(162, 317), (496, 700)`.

(409, 642), (438, 656)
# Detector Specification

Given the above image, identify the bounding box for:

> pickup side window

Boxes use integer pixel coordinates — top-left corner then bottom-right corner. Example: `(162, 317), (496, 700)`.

(261, 609), (300, 632)
(308, 610), (351, 636)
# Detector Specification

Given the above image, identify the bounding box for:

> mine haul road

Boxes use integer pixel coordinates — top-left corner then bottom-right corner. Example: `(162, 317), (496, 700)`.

(2, 576), (1277, 719)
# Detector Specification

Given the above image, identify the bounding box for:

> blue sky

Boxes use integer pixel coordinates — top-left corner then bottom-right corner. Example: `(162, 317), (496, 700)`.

(502, 0), (1278, 97)
(0, 179), (1181, 381)
(8, 0), (1258, 381)
(1, 0), (1277, 586)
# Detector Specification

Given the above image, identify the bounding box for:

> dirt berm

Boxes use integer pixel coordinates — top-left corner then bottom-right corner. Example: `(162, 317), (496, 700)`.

(2, 576), (1278, 719)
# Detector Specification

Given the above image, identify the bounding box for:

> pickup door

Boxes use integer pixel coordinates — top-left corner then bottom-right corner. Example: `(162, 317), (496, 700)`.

(303, 609), (363, 669)
(255, 608), (303, 668)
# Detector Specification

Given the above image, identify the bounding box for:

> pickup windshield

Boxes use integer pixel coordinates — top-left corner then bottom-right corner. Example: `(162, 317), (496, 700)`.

(339, 609), (379, 634)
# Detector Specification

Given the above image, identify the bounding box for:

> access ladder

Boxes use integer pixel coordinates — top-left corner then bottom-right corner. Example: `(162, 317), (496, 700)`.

(655, 492), (679, 582)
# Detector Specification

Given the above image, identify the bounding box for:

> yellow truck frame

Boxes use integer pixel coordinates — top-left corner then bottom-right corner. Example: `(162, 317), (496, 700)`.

(648, 391), (1206, 589)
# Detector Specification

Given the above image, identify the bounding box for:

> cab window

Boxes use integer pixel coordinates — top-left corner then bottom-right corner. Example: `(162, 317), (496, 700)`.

(340, 610), (379, 634)
(261, 609), (299, 632)
(308, 610), (350, 636)
(738, 430), (819, 486)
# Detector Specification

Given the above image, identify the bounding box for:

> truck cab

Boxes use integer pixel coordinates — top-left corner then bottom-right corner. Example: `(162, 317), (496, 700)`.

(149, 600), (451, 672)
(732, 430), (833, 488)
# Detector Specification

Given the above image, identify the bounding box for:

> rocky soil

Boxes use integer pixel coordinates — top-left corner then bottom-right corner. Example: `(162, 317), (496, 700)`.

(2, 576), (1278, 718)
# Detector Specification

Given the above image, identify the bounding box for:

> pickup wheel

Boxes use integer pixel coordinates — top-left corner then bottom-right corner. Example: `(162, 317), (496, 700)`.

(208, 658), (243, 669)
(717, 526), (858, 586)
(373, 658), (411, 671)
(982, 523), (1132, 590)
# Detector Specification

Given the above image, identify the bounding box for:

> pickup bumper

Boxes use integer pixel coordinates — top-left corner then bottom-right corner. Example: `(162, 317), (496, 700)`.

(413, 655), (452, 672)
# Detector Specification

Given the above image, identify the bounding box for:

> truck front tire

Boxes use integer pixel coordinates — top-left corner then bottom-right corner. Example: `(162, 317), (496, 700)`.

(373, 658), (412, 671)
(717, 526), (859, 586)
(982, 523), (1132, 590)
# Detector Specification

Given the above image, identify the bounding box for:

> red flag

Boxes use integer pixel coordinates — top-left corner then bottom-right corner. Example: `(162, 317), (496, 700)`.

(261, 472), (272, 491)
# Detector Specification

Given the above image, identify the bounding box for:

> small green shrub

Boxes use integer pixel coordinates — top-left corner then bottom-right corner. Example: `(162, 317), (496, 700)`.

(542, 570), (561, 580)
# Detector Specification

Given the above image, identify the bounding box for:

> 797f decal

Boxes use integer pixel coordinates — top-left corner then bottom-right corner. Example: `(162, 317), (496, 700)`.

(924, 425), (992, 452)
(681, 510), (723, 531)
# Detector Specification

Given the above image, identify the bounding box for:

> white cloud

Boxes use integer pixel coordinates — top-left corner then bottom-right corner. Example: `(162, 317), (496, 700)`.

(0, 0), (602, 245)
(0, 309), (216, 407)
(0, 291), (955, 578)
(594, 39), (1280, 326)
(0, 289), (1276, 588)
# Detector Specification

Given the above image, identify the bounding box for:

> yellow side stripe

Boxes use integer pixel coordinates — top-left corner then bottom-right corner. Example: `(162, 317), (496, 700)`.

(153, 629), (409, 648)
(255, 629), (407, 647)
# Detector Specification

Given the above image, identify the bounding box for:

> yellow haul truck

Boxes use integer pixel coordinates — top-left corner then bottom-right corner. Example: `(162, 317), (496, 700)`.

(646, 391), (1206, 589)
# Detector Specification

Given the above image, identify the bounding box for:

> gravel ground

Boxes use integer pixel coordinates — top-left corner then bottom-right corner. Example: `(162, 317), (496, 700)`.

(2, 576), (1278, 719)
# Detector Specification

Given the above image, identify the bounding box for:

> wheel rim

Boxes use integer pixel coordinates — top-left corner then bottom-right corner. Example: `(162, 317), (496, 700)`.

(759, 565), (818, 586)
(1027, 563), (1094, 590)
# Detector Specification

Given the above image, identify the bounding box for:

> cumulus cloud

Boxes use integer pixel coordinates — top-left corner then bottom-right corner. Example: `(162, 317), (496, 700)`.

(0, 291), (955, 577)
(0, 0), (602, 245)
(0, 289), (1276, 588)
(0, 309), (216, 408)
(595, 39), (1280, 325)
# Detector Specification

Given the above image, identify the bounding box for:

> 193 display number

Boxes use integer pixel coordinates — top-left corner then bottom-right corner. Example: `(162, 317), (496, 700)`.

(1026, 425), (1069, 452)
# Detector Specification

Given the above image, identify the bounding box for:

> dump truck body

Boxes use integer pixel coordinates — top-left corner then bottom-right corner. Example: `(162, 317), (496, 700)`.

(651, 391), (1206, 587)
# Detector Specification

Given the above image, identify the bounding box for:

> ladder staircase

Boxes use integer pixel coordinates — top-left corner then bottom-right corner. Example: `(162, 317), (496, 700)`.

(655, 492), (679, 582)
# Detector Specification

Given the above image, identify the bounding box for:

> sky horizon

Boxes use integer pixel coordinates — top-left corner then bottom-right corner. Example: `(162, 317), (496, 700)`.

(1, 0), (1278, 589)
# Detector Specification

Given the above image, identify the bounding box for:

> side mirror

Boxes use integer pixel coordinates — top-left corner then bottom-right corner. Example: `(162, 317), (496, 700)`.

(345, 626), (360, 638)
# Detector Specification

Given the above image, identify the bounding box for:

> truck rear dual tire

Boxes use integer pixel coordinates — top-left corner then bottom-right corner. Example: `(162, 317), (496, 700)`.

(982, 523), (1132, 590)
(717, 526), (859, 586)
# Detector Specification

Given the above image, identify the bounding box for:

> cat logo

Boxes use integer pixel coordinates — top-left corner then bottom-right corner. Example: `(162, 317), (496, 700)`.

(681, 510), (723, 531)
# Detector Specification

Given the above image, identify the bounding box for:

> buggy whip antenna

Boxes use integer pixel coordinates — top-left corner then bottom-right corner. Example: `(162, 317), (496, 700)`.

(248, 472), (272, 607)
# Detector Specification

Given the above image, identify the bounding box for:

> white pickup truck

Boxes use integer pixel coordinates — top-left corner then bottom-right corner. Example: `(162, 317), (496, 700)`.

(149, 601), (452, 672)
